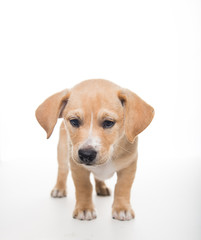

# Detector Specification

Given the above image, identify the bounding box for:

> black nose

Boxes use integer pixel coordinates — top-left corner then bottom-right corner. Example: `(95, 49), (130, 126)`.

(78, 148), (97, 165)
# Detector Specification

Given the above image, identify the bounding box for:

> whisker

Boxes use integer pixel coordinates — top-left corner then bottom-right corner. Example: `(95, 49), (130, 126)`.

(115, 144), (133, 154)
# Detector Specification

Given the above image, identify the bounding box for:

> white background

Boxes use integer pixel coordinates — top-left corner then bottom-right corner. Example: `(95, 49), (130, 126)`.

(0, 0), (201, 240)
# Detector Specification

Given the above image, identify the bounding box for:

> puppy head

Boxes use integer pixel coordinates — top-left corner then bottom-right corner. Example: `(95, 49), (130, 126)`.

(35, 79), (154, 166)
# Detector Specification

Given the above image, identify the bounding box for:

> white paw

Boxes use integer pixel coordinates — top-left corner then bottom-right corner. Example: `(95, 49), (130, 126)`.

(51, 188), (66, 198)
(112, 209), (135, 221)
(73, 209), (97, 221)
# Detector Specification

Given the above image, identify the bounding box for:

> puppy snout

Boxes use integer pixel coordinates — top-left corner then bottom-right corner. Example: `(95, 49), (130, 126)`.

(78, 148), (97, 165)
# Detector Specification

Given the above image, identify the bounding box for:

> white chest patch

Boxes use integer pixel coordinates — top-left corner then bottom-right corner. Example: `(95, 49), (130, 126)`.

(83, 160), (116, 181)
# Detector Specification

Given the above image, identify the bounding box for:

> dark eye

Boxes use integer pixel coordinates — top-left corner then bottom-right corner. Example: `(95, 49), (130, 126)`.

(70, 119), (80, 128)
(102, 120), (115, 129)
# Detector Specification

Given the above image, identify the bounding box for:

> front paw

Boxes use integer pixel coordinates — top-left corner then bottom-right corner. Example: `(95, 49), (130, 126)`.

(73, 207), (97, 221)
(112, 205), (135, 221)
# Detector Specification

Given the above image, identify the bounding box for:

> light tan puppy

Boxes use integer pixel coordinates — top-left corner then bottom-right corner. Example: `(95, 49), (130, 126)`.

(35, 79), (154, 221)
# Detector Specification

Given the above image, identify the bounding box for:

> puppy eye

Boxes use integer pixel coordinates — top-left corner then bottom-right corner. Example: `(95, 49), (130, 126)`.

(102, 120), (115, 129)
(70, 119), (80, 128)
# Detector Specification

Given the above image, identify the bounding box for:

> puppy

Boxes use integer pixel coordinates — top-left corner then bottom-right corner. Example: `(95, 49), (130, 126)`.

(35, 79), (154, 221)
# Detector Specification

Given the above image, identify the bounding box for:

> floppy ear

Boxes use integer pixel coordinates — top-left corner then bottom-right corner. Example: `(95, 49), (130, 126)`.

(35, 89), (70, 139)
(118, 89), (155, 143)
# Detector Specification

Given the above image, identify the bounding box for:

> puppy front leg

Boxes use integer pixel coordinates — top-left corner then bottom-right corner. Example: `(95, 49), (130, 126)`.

(51, 122), (69, 198)
(70, 159), (96, 220)
(112, 160), (137, 221)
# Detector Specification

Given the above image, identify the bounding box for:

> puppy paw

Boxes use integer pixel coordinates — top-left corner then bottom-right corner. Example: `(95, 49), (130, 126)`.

(96, 185), (111, 196)
(112, 207), (135, 221)
(95, 180), (111, 196)
(51, 188), (67, 198)
(73, 208), (97, 221)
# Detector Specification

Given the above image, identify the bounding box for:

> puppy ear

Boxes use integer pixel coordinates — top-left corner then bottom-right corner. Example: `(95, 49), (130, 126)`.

(35, 89), (70, 139)
(118, 89), (154, 143)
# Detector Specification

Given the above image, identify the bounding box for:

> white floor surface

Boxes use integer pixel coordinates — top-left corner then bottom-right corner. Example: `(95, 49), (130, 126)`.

(0, 157), (201, 240)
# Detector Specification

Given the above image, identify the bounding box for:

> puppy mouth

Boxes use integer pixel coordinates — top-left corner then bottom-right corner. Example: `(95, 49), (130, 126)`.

(72, 156), (97, 166)
(80, 162), (94, 166)
(75, 158), (106, 167)
(78, 157), (98, 166)
(78, 158), (109, 167)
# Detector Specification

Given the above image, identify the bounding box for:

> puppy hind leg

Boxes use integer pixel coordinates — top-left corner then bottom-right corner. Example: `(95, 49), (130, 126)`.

(95, 178), (111, 196)
(51, 122), (69, 198)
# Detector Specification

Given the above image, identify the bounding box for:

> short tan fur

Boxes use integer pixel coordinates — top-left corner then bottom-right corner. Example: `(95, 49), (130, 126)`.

(35, 79), (154, 221)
